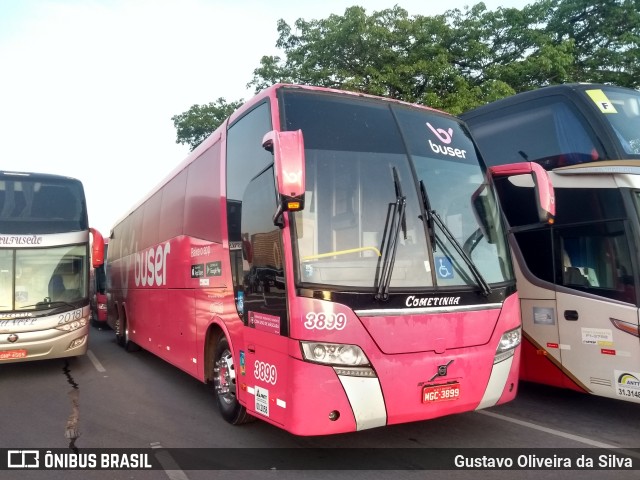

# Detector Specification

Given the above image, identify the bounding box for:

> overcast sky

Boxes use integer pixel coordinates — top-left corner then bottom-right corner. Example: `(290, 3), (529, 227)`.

(0, 0), (530, 235)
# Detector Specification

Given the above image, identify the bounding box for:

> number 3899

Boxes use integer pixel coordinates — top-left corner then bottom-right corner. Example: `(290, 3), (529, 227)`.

(304, 312), (347, 331)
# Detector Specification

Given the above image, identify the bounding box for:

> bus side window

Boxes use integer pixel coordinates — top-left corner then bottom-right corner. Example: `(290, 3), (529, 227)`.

(556, 223), (635, 304)
(561, 245), (591, 287)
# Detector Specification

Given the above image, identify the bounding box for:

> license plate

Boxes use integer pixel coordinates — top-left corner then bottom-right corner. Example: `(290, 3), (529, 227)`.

(422, 382), (460, 403)
(0, 349), (27, 360)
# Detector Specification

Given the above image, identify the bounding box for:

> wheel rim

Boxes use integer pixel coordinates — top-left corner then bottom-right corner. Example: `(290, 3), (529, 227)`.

(214, 348), (237, 405)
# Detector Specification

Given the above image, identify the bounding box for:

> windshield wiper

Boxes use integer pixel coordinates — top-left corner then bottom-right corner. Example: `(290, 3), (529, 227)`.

(20, 300), (77, 311)
(418, 182), (492, 297)
(375, 167), (407, 301)
(419, 181), (436, 251)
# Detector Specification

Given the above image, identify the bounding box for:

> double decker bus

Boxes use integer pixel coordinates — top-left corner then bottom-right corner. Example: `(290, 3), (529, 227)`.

(106, 84), (552, 435)
(462, 83), (640, 403)
(0, 171), (105, 363)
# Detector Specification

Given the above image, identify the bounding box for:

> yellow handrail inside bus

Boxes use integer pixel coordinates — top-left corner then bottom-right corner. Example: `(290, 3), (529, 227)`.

(302, 246), (381, 261)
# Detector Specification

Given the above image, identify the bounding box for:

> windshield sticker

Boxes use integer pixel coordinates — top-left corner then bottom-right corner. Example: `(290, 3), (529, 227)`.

(586, 89), (618, 114)
(533, 307), (555, 325)
(15, 289), (28, 302)
(304, 264), (314, 278)
(435, 256), (454, 279)
(426, 122), (467, 159)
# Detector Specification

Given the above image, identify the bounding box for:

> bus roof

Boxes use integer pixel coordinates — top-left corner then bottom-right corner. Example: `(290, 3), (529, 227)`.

(0, 170), (83, 184)
(461, 83), (636, 121)
(553, 159), (640, 176)
(109, 84), (452, 234)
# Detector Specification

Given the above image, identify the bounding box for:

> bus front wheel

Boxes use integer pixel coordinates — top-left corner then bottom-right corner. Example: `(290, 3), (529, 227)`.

(213, 336), (252, 425)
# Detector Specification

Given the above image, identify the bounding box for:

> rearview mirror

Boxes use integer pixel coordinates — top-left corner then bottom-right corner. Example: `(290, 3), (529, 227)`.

(90, 228), (105, 268)
(262, 129), (306, 227)
(489, 162), (555, 224)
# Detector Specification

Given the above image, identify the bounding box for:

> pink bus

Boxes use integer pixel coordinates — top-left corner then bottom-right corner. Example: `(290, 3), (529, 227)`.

(106, 84), (552, 435)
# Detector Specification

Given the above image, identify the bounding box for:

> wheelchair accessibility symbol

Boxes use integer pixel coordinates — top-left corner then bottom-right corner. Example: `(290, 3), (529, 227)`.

(436, 256), (454, 279)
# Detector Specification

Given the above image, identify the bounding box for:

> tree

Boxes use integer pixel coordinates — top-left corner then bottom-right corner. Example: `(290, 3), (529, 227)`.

(173, 0), (640, 142)
(172, 97), (243, 151)
(543, 0), (640, 88)
(248, 0), (639, 113)
(248, 6), (475, 108)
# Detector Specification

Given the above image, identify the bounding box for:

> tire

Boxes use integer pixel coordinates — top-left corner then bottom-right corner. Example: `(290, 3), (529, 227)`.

(117, 316), (139, 352)
(212, 336), (252, 425)
(114, 317), (125, 347)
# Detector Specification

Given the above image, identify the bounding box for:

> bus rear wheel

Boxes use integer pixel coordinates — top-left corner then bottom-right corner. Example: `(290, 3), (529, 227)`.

(116, 317), (139, 352)
(213, 336), (252, 425)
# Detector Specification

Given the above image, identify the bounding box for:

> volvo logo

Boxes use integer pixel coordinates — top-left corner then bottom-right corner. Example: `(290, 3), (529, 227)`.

(7, 334), (18, 343)
(429, 360), (454, 382)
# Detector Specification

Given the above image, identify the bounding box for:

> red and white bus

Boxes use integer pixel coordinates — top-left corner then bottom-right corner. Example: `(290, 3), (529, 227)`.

(106, 84), (552, 435)
(0, 171), (104, 363)
(463, 83), (640, 403)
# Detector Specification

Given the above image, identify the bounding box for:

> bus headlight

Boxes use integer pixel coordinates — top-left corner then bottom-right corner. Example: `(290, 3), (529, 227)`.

(301, 342), (370, 366)
(494, 326), (521, 364)
(56, 318), (87, 332)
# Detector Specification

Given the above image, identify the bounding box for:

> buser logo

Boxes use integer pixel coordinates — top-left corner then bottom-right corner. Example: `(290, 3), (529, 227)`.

(426, 122), (467, 159)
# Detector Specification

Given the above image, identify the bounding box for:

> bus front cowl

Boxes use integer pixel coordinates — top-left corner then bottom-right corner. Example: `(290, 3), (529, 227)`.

(237, 293), (521, 435)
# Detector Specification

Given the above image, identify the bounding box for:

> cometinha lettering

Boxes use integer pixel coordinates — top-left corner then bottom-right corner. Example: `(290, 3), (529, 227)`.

(405, 296), (461, 307)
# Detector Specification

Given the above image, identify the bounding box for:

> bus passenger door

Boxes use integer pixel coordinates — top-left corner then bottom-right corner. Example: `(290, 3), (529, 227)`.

(554, 223), (640, 401)
(238, 164), (291, 426)
(510, 229), (563, 386)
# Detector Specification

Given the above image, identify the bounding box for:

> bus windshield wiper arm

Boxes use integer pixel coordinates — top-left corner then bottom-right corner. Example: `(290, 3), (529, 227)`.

(422, 198), (492, 297)
(419, 180), (436, 251)
(20, 300), (77, 311)
(375, 167), (407, 301)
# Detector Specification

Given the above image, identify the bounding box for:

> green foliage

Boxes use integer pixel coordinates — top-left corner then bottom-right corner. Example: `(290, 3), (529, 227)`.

(247, 0), (639, 113)
(544, 0), (640, 88)
(172, 97), (243, 151)
(173, 0), (640, 143)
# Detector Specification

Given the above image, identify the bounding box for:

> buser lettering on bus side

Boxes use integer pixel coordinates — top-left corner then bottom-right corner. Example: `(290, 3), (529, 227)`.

(428, 140), (467, 159)
(134, 243), (171, 287)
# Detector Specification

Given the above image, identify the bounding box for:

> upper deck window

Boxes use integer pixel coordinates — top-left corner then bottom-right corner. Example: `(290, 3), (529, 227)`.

(0, 176), (88, 233)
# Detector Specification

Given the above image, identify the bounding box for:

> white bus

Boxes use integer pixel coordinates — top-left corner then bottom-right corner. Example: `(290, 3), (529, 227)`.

(462, 84), (640, 403)
(0, 171), (104, 363)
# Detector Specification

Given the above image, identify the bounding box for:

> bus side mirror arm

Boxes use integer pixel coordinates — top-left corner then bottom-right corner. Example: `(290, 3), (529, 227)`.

(272, 204), (285, 229)
(262, 129), (306, 228)
(489, 162), (556, 224)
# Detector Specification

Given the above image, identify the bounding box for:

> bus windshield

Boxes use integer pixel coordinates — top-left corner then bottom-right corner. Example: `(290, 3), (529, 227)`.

(587, 86), (640, 156)
(0, 175), (88, 234)
(281, 89), (512, 290)
(0, 245), (88, 311)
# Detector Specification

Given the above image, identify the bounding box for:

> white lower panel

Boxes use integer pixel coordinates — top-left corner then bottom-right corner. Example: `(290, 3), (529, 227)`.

(338, 375), (387, 430)
(476, 355), (513, 410)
